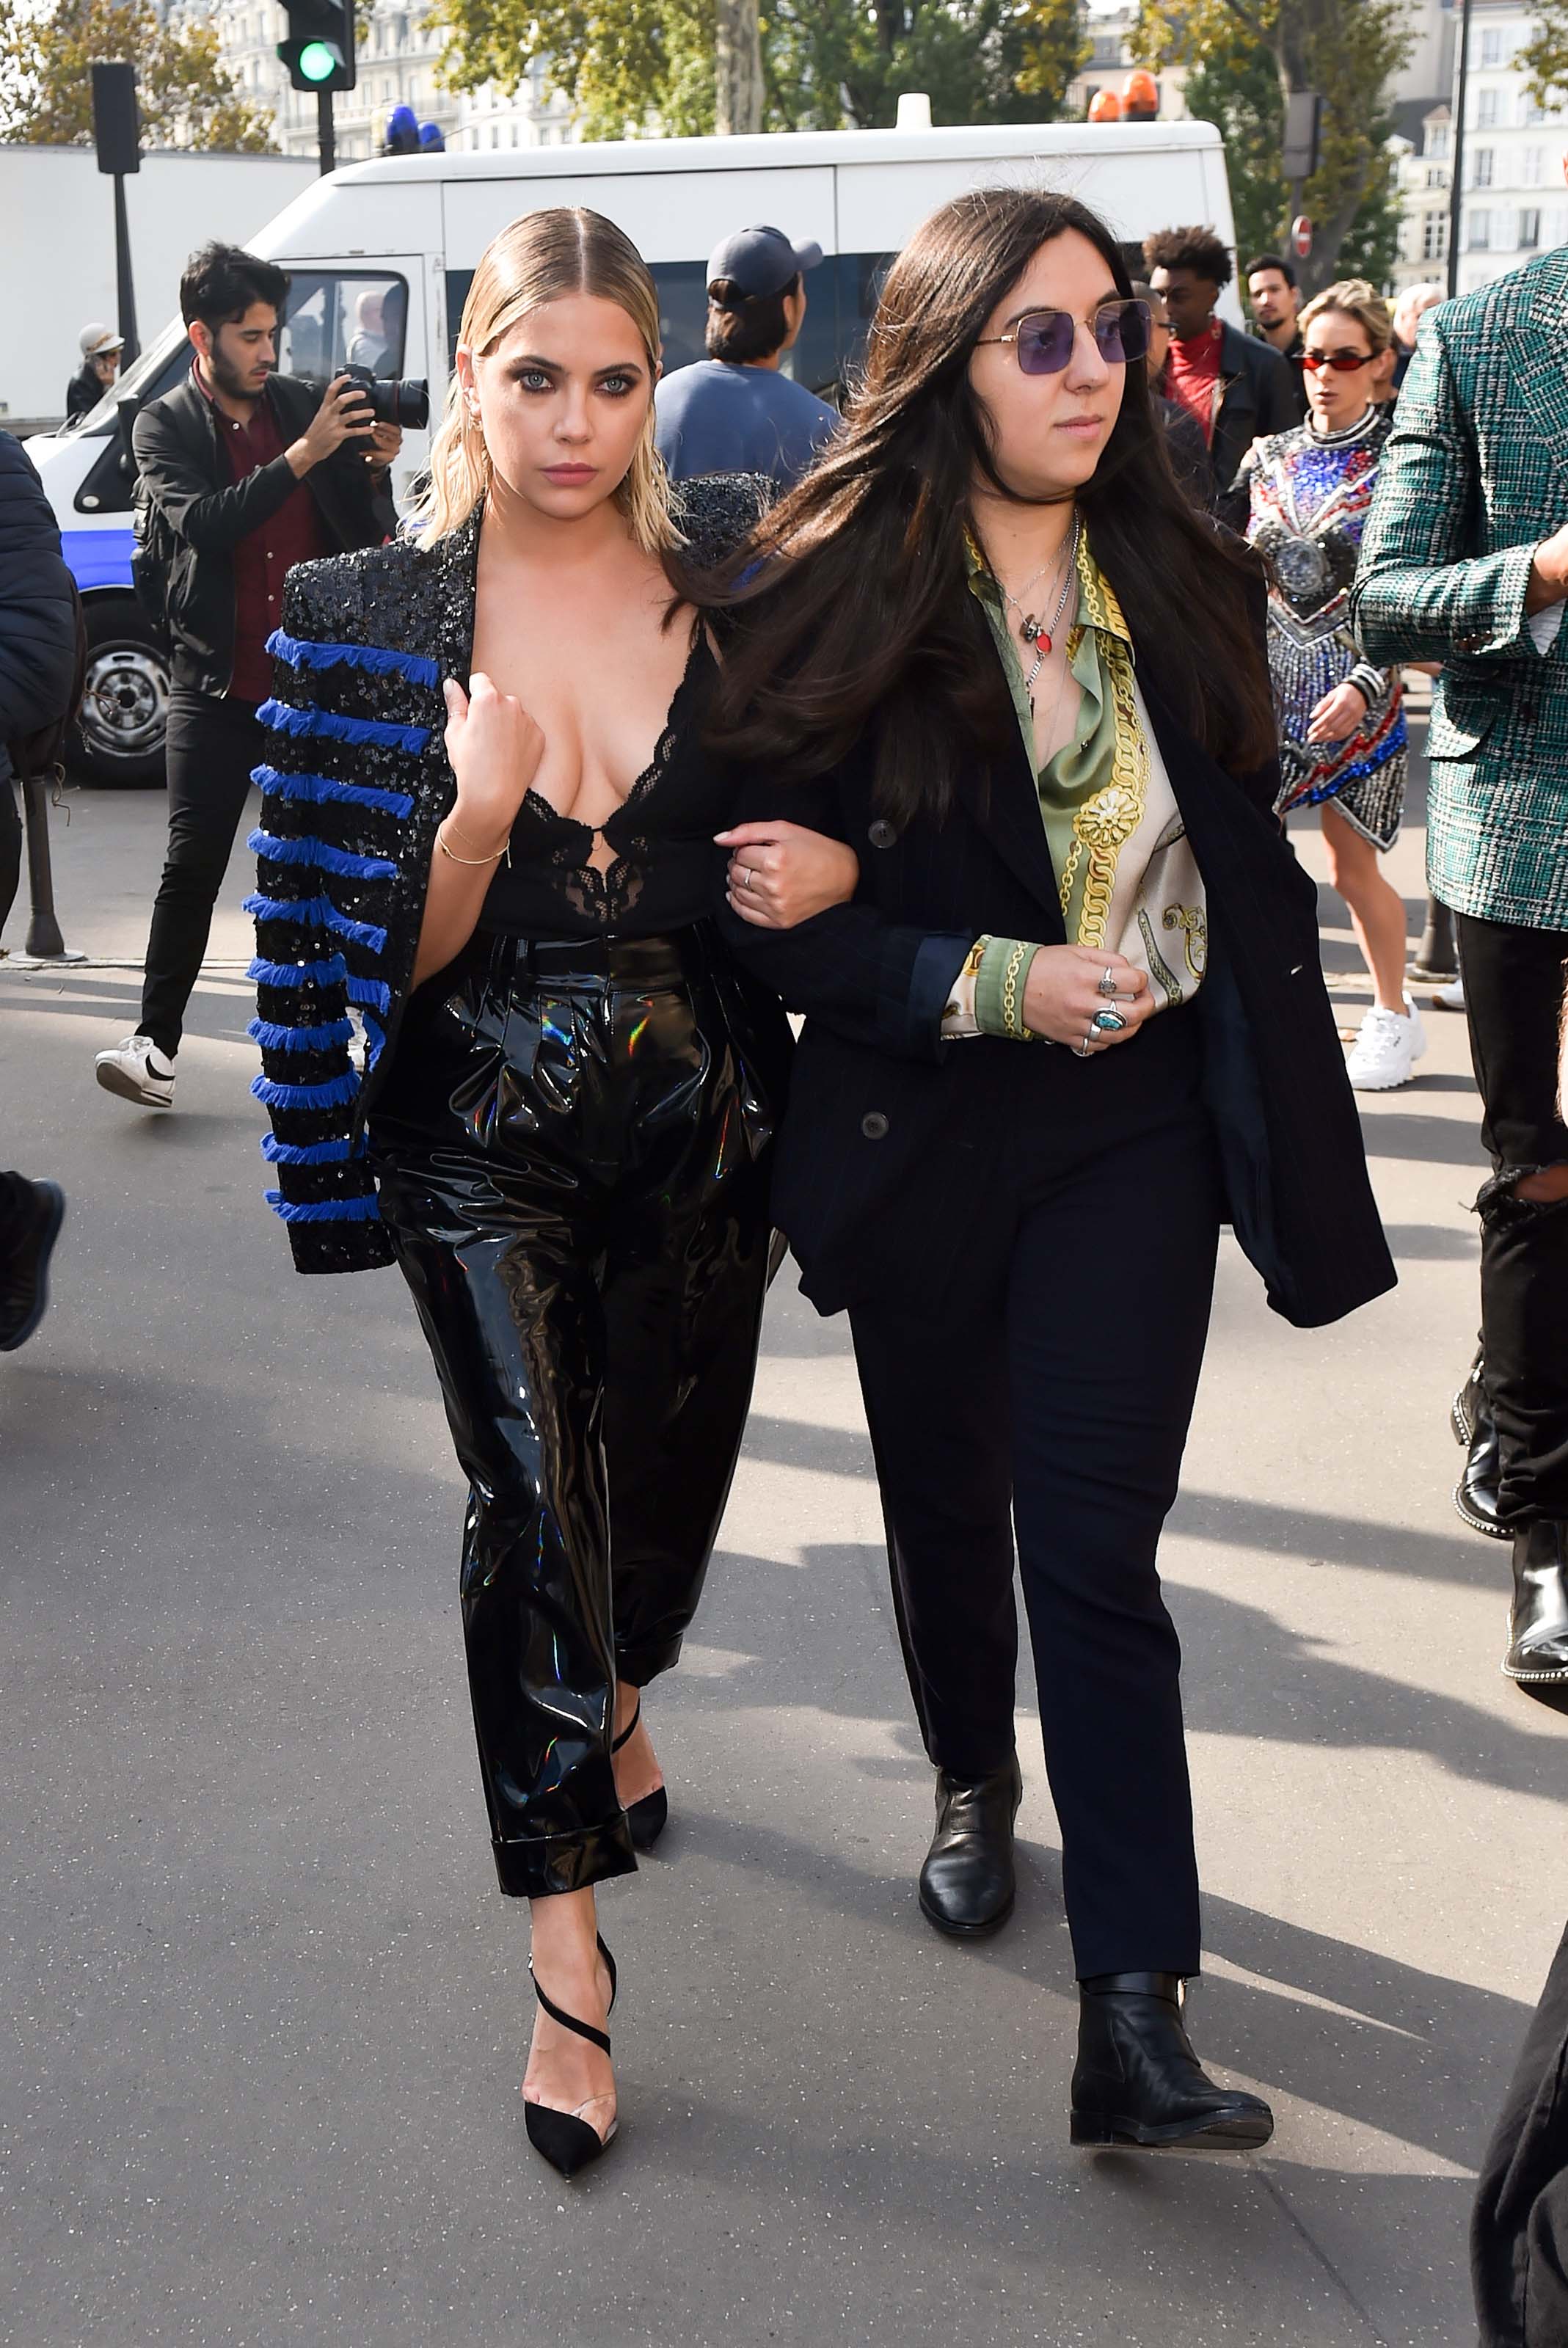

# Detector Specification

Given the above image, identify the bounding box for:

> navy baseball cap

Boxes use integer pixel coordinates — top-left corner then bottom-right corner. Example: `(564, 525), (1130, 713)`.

(706, 224), (824, 304)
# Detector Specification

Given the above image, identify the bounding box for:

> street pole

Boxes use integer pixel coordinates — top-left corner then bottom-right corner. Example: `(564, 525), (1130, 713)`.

(318, 86), (335, 174)
(112, 169), (139, 367)
(1410, 0), (1474, 985)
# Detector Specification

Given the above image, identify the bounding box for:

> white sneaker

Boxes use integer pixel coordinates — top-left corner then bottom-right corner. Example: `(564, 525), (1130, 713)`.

(95, 1033), (175, 1107)
(1434, 974), (1465, 1010)
(1346, 997), (1426, 1092)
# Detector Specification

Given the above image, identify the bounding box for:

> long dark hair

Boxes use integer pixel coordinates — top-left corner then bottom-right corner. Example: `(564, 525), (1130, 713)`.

(698, 187), (1276, 822)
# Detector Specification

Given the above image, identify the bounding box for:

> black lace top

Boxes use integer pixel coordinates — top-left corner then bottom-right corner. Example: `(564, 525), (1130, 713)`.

(475, 627), (726, 938)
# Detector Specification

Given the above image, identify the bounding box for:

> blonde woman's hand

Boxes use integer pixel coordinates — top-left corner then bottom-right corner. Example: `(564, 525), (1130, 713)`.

(442, 673), (545, 852)
(1305, 680), (1369, 744)
(1021, 946), (1152, 1050)
(716, 821), (860, 929)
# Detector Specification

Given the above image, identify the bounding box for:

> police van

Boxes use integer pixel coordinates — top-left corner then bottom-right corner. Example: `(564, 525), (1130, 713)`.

(30, 116), (1236, 784)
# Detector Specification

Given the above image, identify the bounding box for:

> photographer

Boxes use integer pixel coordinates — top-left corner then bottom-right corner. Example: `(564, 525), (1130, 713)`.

(95, 243), (398, 1110)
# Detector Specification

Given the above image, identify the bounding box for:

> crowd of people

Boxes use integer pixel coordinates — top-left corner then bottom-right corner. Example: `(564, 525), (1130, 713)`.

(2, 182), (1565, 2337)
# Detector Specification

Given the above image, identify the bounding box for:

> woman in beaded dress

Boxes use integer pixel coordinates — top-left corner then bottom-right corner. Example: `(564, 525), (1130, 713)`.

(246, 210), (858, 2175)
(701, 188), (1394, 2154)
(1237, 280), (1422, 1091)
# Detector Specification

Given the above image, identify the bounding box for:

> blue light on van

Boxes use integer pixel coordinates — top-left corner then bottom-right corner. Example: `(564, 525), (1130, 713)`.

(62, 528), (136, 594)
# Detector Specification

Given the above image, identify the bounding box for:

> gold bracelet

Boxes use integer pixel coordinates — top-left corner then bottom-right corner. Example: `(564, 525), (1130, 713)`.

(436, 819), (510, 868)
(444, 811), (512, 858)
(1001, 940), (1035, 1040)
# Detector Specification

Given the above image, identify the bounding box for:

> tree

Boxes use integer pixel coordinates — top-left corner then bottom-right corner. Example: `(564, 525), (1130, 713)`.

(1137, 0), (1411, 293)
(1520, 3), (1568, 116)
(0, 0), (274, 150)
(429, 0), (1088, 142)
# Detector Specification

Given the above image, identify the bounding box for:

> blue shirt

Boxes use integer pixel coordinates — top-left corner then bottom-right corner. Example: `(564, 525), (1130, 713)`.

(654, 360), (839, 487)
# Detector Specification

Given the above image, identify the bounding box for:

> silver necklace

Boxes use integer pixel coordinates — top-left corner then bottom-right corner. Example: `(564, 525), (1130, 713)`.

(1017, 517), (1082, 710)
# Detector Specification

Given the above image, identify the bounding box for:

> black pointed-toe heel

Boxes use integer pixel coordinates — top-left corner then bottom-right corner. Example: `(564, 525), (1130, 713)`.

(524, 1936), (619, 2179)
(613, 1697), (669, 1852)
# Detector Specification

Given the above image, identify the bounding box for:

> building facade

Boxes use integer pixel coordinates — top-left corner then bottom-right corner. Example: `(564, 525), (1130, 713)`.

(1447, 0), (1566, 294)
(170, 0), (578, 164)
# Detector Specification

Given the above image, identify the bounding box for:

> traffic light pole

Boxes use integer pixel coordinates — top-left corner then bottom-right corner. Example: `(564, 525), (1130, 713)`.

(317, 87), (335, 174)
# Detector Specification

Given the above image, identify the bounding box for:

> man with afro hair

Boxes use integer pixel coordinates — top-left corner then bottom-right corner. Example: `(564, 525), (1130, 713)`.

(1144, 225), (1299, 514)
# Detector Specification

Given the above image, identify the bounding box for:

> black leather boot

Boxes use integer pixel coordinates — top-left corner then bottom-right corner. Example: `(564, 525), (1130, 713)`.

(1503, 1523), (1568, 1683)
(1451, 1349), (1506, 1540)
(917, 1756), (1022, 1939)
(1071, 1973), (1274, 2153)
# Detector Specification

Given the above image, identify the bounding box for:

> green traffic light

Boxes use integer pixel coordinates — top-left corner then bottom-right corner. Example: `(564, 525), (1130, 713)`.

(298, 38), (338, 81)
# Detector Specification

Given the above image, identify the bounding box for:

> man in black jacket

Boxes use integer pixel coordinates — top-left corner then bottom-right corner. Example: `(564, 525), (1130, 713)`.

(0, 431), (79, 1348)
(95, 242), (395, 1110)
(1144, 225), (1299, 517)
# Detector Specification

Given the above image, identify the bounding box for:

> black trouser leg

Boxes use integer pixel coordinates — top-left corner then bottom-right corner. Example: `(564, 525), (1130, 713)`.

(0, 772), (21, 937)
(1004, 1104), (1219, 1980)
(600, 1098), (773, 1689)
(139, 691), (263, 1060)
(1456, 914), (1568, 1527)
(1473, 1919), (1568, 2348)
(849, 1304), (1018, 1782)
(848, 1068), (1218, 1979)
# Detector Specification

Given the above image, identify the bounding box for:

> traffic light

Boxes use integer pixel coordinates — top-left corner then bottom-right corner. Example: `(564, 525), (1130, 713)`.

(278, 0), (356, 93)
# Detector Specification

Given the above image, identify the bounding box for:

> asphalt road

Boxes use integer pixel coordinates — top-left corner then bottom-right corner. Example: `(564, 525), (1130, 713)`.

(2, 725), (1562, 2348)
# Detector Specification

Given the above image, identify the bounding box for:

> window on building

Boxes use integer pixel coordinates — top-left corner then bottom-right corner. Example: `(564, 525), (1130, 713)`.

(1480, 29), (1502, 65)
(1520, 207), (1542, 249)
(1473, 148), (1494, 187)
(1467, 209), (1491, 249)
(1426, 123), (1450, 159)
(1422, 213), (1448, 261)
(1426, 165), (1445, 189)
(1524, 145), (1544, 185)
(1476, 87), (1498, 127)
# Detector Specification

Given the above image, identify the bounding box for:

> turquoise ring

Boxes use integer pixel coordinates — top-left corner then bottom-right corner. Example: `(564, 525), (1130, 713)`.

(1092, 1007), (1127, 1033)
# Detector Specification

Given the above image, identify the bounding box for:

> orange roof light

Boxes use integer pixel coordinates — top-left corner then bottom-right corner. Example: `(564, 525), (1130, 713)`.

(1123, 69), (1159, 119)
(1087, 90), (1122, 123)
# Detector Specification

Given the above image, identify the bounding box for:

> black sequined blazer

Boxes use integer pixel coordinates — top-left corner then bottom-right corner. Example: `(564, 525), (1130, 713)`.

(247, 477), (766, 1275)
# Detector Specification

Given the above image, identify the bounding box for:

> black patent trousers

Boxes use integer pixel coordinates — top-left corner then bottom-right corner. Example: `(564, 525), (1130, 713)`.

(368, 924), (781, 1900)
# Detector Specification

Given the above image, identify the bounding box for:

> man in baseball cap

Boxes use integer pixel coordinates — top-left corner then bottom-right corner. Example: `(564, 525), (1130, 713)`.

(654, 223), (839, 488)
(65, 323), (125, 423)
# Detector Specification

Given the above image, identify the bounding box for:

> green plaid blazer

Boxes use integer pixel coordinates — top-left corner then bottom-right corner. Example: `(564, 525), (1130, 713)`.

(1350, 249), (1568, 929)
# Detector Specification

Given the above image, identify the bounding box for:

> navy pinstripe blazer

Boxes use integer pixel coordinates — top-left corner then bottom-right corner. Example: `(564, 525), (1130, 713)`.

(715, 623), (1396, 1332)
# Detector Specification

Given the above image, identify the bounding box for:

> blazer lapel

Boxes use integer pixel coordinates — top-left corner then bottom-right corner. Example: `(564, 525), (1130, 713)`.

(1502, 252), (1568, 505)
(965, 717), (1068, 939)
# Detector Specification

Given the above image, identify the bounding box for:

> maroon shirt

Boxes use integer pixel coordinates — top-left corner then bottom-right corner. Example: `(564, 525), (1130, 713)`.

(196, 371), (325, 701)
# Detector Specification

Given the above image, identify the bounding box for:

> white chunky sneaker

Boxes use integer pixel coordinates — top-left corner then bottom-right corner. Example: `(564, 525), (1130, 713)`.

(1346, 997), (1426, 1092)
(1434, 974), (1465, 1011)
(95, 1033), (175, 1108)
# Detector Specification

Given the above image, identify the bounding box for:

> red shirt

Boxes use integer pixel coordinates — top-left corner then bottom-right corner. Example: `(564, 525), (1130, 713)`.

(196, 371), (325, 701)
(1164, 319), (1225, 449)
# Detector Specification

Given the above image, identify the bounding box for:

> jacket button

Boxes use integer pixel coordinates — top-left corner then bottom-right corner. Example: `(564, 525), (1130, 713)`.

(867, 819), (897, 849)
(860, 1111), (889, 1140)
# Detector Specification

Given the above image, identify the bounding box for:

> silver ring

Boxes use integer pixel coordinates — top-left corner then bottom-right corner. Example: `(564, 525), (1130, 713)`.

(740, 866), (755, 887)
(1098, 968), (1119, 997)
(1093, 1007), (1127, 1034)
(1075, 1038), (1093, 1059)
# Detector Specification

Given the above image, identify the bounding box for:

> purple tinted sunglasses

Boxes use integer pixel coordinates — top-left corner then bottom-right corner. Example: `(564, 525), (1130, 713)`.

(975, 299), (1152, 376)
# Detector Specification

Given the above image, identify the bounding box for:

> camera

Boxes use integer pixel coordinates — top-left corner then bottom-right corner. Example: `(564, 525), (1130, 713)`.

(340, 362), (429, 430)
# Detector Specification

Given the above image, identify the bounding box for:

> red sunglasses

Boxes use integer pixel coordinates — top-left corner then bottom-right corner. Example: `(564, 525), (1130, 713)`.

(1301, 348), (1374, 373)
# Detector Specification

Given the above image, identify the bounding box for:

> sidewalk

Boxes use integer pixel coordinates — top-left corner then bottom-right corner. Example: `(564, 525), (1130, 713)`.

(1, 740), (1556, 2348)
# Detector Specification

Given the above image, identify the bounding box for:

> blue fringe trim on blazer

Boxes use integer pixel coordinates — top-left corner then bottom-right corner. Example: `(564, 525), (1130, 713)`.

(241, 891), (390, 955)
(263, 1191), (383, 1224)
(257, 698), (429, 755)
(345, 972), (392, 1014)
(251, 763), (416, 820)
(250, 1068), (362, 1112)
(247, 1015), (356, 1054)
(265, 629), (442, 690)
(249, 953), (349, 990)
(260, 1132), (357, 1165)
(248, 828), (399, 883)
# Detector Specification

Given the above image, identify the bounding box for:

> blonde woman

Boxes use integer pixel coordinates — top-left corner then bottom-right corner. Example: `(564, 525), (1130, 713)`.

(1236, 280), (1420, 1090)
(245, 209), (856, 2173)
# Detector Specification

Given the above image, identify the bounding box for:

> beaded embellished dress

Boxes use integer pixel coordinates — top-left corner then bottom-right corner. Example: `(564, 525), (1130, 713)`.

(1245, 406), (1407, 850)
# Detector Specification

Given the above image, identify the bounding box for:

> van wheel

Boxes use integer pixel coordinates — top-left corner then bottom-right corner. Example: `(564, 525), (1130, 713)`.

(72, 599), (170, 786)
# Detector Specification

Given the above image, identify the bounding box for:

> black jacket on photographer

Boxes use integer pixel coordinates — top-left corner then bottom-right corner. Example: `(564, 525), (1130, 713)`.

(132, 372), (387, 694)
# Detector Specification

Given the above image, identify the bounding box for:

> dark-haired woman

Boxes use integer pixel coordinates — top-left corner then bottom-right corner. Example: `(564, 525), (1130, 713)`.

(246, 208), (856, 2175)
(709, 186), (1395, 2151)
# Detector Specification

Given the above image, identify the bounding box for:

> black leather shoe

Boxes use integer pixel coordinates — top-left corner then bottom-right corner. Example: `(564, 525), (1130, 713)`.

(1503, 1523), (1568, 1684)
(1071, 1973), (1274, 2153)
(1451, 1349), (1507, 1540)
(918, 1756), (1022, 1938)
(0, 1180), (64, 1353)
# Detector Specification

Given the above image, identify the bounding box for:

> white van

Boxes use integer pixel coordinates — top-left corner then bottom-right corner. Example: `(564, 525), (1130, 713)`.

(31, 117), (1236, 784)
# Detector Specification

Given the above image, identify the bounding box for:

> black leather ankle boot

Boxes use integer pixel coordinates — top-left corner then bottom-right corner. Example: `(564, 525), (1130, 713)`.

(1452, 1349), (1506, 1540)
(1070, 1973), (1274, 2152)
(917, 1756), (1022, 1939)
(1504, 1523), (1568, 1682)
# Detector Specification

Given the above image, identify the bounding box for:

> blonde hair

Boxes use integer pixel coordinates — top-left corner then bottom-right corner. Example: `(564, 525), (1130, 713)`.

(409, 207), (679, 553)
(1298, 278), (1393, 357)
